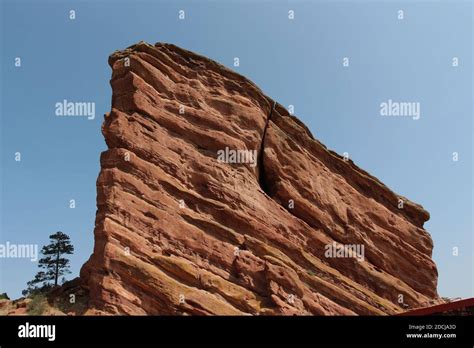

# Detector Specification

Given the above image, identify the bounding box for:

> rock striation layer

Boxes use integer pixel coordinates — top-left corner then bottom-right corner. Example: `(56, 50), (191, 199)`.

(80, 42), (439, 315)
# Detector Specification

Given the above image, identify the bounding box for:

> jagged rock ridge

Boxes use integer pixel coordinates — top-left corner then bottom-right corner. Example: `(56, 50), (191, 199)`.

(80, 42), (439, 315)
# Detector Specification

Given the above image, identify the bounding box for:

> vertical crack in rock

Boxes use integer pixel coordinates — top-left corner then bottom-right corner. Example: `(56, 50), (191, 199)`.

(79, 42), (440, 316)
(258, 100), (276, 193)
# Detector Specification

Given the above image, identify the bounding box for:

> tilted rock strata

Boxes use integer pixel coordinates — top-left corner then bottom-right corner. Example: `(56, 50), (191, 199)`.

(80, 42), (439, 315)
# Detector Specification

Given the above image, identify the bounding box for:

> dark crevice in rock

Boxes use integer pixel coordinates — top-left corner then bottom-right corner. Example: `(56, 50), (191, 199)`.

(258, 100), (276, 193)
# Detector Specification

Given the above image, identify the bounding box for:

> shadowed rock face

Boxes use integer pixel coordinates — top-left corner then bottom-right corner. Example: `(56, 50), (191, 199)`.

(80, 42), (439, 315)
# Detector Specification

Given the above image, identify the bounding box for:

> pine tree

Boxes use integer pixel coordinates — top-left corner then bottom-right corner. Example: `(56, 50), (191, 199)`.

(23, 232), (74, 296)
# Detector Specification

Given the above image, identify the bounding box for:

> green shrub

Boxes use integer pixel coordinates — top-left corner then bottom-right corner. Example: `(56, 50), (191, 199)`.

(27, 294), (47, 315)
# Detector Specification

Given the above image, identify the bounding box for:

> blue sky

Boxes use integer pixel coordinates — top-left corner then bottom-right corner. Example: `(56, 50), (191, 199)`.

(0, 0), (472, 301)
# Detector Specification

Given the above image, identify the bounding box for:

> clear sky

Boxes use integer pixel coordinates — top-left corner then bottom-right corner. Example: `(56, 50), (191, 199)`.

(1, 0), (472, 301)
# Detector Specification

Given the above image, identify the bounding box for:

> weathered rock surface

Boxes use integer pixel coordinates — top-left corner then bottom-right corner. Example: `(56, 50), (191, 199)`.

(80, 42), (439, 315)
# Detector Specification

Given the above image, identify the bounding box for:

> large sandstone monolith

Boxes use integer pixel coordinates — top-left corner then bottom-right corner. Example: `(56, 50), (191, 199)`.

(80, 42), (439, 315)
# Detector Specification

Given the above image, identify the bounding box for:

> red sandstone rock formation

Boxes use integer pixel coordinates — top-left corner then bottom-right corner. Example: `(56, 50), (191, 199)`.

(80, 42), (439, 315)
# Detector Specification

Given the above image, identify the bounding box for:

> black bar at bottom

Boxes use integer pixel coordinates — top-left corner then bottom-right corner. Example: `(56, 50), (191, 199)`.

(0, 315), (473, 346)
